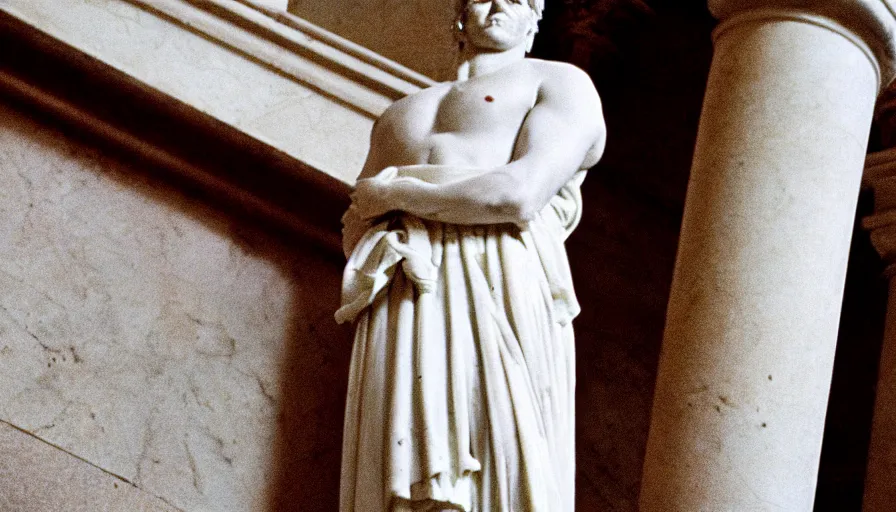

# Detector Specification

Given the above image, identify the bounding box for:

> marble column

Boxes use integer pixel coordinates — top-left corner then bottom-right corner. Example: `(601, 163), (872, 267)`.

(863, 123), (896, 511)
(639, 2), (896, 510)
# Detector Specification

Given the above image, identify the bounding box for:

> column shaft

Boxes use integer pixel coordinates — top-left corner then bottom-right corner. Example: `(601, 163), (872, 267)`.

(639, 12), (878, 511)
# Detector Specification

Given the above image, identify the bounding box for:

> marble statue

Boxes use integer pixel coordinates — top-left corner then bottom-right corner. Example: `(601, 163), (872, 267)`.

(335, 0), (605, 509)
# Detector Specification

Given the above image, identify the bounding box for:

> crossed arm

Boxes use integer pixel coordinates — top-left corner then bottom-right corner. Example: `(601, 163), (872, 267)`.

(345, 65), (605, 254)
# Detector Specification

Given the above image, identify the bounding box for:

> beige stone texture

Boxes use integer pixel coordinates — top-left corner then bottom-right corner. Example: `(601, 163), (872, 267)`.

(639, 8), (883, 511)
(1, 0), (378, 184)
(0, 100), (351, 511)
(0, 420), (177, 512)
(288, 0), (458, 81)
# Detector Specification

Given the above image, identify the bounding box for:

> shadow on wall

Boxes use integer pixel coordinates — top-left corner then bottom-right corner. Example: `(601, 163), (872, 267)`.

(265, 250), (354, 510)
(0, 94), (354, 510)
(73, 117), (358, 512)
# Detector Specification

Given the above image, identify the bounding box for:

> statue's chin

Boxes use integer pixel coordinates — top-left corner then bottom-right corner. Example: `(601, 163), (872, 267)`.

(467, 27), (528, 53)
(468, 39), (526, 53)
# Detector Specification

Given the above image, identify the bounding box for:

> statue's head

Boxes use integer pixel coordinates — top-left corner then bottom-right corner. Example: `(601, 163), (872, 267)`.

(454, 0), (544, 53)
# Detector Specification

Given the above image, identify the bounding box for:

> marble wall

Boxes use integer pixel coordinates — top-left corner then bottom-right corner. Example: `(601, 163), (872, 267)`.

(0, 420), (177, 512)
(4, 0), (377, 185)
(0, 100), (353, 511)
(288, 0), (458, 81)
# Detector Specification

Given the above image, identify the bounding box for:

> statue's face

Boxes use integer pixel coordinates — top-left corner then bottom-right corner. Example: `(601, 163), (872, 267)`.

(463, 0), (536, 52)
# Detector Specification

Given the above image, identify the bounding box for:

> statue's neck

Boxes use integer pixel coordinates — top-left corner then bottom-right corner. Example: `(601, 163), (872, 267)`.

(456, 45), (527, 81)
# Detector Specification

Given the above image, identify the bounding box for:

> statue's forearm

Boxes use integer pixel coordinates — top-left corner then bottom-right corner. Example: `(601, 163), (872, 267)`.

(386, 168), (535, 226)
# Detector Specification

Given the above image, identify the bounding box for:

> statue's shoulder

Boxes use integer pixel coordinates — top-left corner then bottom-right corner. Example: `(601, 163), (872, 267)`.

(525, 58), (596, 91)
(524, 58), (581, 73)
(522, 59), (601, 112)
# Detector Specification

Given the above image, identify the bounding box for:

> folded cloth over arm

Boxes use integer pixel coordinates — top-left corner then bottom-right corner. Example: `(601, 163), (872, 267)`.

(337, 167), (587, 512)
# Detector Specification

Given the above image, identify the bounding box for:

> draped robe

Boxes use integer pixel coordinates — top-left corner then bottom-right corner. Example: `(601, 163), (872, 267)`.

(336, 167), (586, 511)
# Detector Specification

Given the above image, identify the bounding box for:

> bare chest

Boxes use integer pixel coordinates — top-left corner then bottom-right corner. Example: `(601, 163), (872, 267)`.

(434, 77), (537, 135)
(396, 73), (537, 138)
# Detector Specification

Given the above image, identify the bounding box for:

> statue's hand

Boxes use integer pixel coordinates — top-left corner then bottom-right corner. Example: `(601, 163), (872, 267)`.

(351, 166), (400, 221)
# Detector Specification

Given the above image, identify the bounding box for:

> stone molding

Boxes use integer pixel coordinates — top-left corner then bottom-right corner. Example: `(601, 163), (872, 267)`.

(121, 0), (434, 118)
(865, 149), (896, 275)
(252, 0), (287, 9)
(0, 10), (350, 256)
(0, 0), (435, 183)
(0, 0), (445, 251)
(713, 9), (881, 87)
(709, 0), (896, 90)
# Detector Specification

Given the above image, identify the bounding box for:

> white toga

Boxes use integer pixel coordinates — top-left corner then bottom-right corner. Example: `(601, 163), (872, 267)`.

(337, 167), (586, 512)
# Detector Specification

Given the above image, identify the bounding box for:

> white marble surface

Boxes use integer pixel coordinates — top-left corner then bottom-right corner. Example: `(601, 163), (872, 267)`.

(0, 420), (177, 512)
(0, 102), (343, 511)
(1, 0), (375, 183)
(254, 0), (288, 10)
(336, 1), (605, 507)
(639, 6), (884, 511)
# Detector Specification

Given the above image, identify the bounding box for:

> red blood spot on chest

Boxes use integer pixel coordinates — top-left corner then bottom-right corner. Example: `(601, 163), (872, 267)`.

(485, 95), (494, 102)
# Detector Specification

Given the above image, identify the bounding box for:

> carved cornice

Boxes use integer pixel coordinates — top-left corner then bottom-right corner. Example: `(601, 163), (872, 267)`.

(121, 0), (434, 118)
(0, 0), (439, 185)
(709, 0), (896, 90)
(0, 9), (351, 255)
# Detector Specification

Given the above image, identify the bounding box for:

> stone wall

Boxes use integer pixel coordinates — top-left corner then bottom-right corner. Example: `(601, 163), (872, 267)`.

(0, 100), (353, 511)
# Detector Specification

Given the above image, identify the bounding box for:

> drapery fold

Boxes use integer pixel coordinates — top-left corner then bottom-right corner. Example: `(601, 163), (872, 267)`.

(337, 169), (585, 512)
